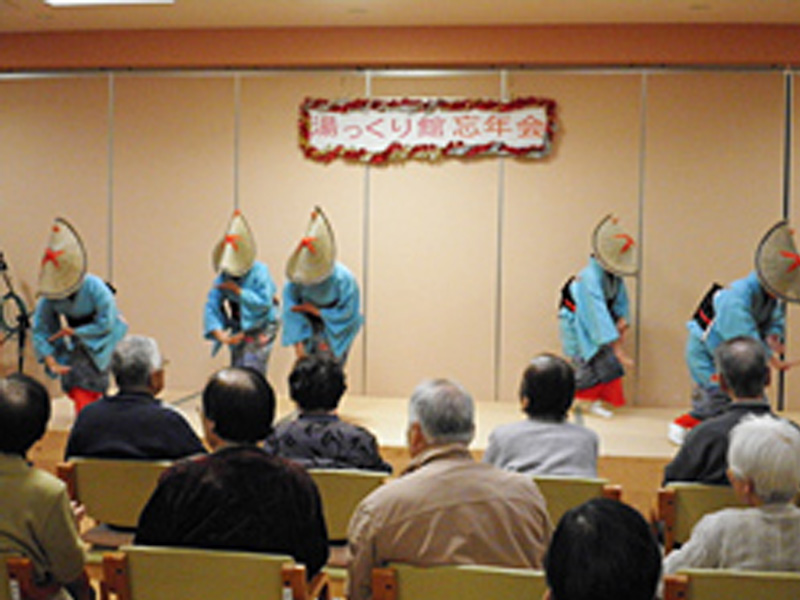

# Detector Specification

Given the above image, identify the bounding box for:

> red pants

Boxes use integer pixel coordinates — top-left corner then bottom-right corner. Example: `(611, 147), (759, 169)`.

(576, 377), (626, 407)
(68, 387), (102, 414)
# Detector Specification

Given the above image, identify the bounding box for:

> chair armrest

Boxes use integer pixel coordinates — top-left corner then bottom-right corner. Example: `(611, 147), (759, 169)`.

(663, 573), (688, 600)
(56, 462), (77, 500)
(372, 567), (397, 600)
(657, 487), (677, 553)
(102, 552), (131, 600)
(307, 570), (331, 600)
(602, 484), (622, 501)
(6, 557), (61, 600)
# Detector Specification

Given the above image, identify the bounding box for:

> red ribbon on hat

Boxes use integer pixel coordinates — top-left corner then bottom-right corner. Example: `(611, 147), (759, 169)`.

(615, 233), (635, 254)
(298, 236), (317, 254)
(780, 250), (800, 273)
(223, 234), (241, 251)
(41, 248), (65, 268)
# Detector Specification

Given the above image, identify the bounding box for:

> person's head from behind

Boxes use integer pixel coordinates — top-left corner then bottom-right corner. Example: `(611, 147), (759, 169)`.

(714, 336), (769, 400)
(288, 352), (347, 412)
(544, 498), (661, 600)
(111, 334), (165, 395)
(201, 367), (275, 448)
(727, 414), (800, 505)
(520, 353), (576, 422)
(407, 378), (475, 457)
(0, 374), (51, 457)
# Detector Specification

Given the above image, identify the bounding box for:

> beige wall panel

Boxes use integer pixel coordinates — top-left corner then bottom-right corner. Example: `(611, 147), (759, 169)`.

(0, 76), (109, 391)
(642, 72), (784, 408)
(366, 74), (501, 402)
(501, 72), (643, 403)
(238, 73), (367, 397)
(112, 76), (235, 394)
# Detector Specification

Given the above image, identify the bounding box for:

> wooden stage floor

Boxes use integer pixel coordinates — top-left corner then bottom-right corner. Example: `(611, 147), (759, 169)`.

(39, 390), (800, 517)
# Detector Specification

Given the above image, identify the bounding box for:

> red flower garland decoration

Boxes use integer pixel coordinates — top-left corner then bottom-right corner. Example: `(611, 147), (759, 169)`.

(299, 96), (557, 165)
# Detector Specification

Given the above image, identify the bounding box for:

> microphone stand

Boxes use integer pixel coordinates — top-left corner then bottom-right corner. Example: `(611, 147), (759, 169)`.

(0, 252), (31, 373)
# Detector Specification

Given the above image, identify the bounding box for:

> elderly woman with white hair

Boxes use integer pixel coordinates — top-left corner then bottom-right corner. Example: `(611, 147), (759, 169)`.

(663, 414), (800, 575)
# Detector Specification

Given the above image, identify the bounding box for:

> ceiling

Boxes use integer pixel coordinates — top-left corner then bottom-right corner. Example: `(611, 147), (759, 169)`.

(3, 0), (800, 33)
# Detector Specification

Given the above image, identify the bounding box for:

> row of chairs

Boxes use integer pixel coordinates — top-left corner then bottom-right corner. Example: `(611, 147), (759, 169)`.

(55, 459), (388, 551)
(4, 458), (790, 599)
(2, 547), (327, 600)
(375, 564), (800, 600)
(56, 456), (734, 553)
(6, 550), (800, 600)
(55, 458), (621, 550)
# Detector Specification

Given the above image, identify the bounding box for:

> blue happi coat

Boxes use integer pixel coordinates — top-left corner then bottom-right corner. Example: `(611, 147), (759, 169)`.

(282, 262), (363, 360)
(203, 261), (280, 357)
(685, 271), (784, 386)
(559, 257), (629, 362)
(33, 273), (128, 373)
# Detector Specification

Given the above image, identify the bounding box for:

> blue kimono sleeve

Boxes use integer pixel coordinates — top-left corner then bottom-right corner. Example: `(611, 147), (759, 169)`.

(766, 301), (786, 339)
(70, 276), (128, 371)
(32, 297), (67, 373)
(203, 274), (228, 356)
(318, 272), (364, 359)
(574, 271), (620, 349)
(558, 306), (579, 358)
(610, 278), (630, 323)
(237, 262), (279, 332)
(204, 275), (227, 333)
(281, 282), (313, 348)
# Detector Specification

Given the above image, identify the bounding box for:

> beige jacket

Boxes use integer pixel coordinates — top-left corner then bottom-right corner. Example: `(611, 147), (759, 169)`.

(0, 454), (86, 587)
(347, 444), (552, 600)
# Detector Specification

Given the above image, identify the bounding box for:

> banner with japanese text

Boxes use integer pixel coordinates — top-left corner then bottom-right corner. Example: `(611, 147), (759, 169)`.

(299, 96), (557, 165)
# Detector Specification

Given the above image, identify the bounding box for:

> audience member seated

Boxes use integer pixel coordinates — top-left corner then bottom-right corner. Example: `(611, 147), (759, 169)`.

(266, 353), (391, 472)
(0, 374), (95, 600)
(347, 378), (552, 600)
(65, 334), (206, 460)
(663, 336), (789, 486)
(134, 367), (329, 578)
(663, 414), (800, 575)
(544, 497), (661, 600)
(483, 353), (599, 477)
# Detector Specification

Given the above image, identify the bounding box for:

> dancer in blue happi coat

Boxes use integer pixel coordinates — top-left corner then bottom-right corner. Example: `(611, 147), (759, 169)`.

(559, 214), (637, 418)
(282, 207), (363, 363)
(669, 220), (800, 445)
(204, 210), (280, 376)
(33, 217), (128, 413)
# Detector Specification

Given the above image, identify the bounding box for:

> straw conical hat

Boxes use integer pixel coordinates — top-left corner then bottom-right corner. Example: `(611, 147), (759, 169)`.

(38, 217), (87, 300)
(212, 210), (256, 277)
(286, 206), (336, 285)
(755, 220), (800, 303)
(592, 214), (638, 276)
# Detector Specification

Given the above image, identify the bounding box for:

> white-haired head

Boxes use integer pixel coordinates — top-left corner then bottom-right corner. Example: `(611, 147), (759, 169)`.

(728, 414), (800, 504)
(408, 378), (475, 446)
(111, 335), (163, 391)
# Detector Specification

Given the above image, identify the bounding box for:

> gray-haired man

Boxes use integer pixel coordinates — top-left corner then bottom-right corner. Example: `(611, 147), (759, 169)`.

(347, 378), (552, 600)
(65, 335), (206, 460)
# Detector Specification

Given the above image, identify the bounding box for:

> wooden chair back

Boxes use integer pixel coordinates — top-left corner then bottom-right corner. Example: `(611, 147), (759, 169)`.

(532, 475), (622, 525)
(657, 483), (744, 553)
(0, 555), (15, 600)
(307, 469), (386, 541)
(103, 545), (328, 600)
(372, 563), (547, 600)
(57, 459), (172, 529)
(2, 555), (56, 600)
(664, 568), (800, 600)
